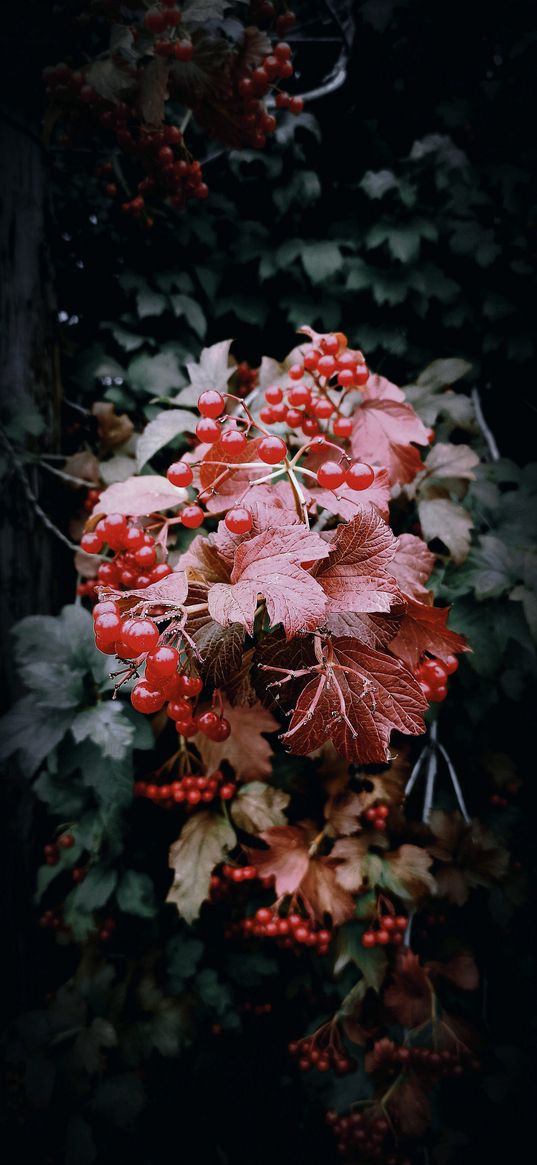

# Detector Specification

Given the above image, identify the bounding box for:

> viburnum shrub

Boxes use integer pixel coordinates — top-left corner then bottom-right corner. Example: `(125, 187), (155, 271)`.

(70, 325), (488, 1150)
(43, 1), (303, 222)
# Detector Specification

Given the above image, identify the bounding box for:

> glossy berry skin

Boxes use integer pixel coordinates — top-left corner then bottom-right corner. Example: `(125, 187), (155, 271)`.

(93, 600), (119, 618)
(316, 461), (346, 490)
(181, 504), (204, 529)
(135, 544), (157, 569)
(196, 710), (220, 735)
(124, 526), (145, 552)
(354, 364), (369, 386)
(198, 390), (225, 418)
(100, 513), (128, 549)
(94, 611), (122, 645)
(220, 427), (247, 454)
(80, 531), (102, 554)
(332, 416), (353, 438)
(265, 386), (283, 404)
(288, 385), (310, 407)
(302, 417), (320, 437)
(225, 506), (253, 535)
(288, 364), (304, 381)
(258, 435), (287, 464)
(196, 417), (220, 443)
(167, 461), (193, 487)
(317, 354), (337, 377)
(131, 681), (166, 714)
(204, 717), (231, 742)
(150, 563), (173, 583)
(145, 645), (180, 680)
(259, 406), (274, 424)
(313, 398), (334, 419)
(121, 618), (159, 656)
(345, 462), (375, 491)
(444, 654), (459, 674)
(286, 408), (303, 428)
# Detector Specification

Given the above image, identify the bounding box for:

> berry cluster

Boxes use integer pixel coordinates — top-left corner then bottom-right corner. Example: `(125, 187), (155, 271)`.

(227, 908), (332, 954)
(416, 654), (458, 703)
(363, 802), (390, 831)
(259, 332), (369, 440)
(39, 908), (69, 933)
(43, 833), (75, 865)
(369, 1038), (479, 1077)
(134, 770), (236, 808)
(82, 514), (172, 596)
(361, 913), (407, 948)
(325, 1110), (393, 1161)
(288, 1032), (356, 1076)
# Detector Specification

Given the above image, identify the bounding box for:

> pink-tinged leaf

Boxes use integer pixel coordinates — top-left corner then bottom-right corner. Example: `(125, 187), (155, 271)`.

(167, 811), (236, 923)
(213, 496), (301, 567)
(308, 466), (391, 522)
(324, 609), (403, 648)
(193, 697), (278, 780)
(95, 474), (186, 517)
(208, 527), (330, 637)
(391, 533), (436, 600)
(102, 570), (189, 609)
(427, 952), (479, 991)
(178, 534), (232, 583)
(280, 636), (427, 764)
(248, 823), (355, 925)
(389, 596), (469, 668)
(199, 435), (264, 513)
(386, 1073), (431, 1138)
(383, 949), (433, 1027)
(315, 510), (401, 614)
(351, 375), (429, 485)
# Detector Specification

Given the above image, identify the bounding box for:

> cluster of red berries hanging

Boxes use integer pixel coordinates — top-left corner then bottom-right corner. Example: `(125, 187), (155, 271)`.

(415, 654), (458, 704)
(288, 1029), (356, 1076)
(226, 907), (332, 955)
(361, 912), (408, 949)
(81, 513), (172, 601)
(43, 3), (302, 220)
(43, 833), (75, 866)
(325, 1110), (399, 1163)
(134, 770), (236, 808)
(367, 1038), (479, 1078)
(362, 802), (390, 832)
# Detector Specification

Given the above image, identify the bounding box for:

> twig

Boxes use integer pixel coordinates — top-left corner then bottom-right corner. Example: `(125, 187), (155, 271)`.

(405, 745), (430, 797)
(0, 429), (83, 555)
(471, 388), (500, 461)
(38, 460), (98, 488)
(436, 740), (471, 823)
(422, 721), (438, 823)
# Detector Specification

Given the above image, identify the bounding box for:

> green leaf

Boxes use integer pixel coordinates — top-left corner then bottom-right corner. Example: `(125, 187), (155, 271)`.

(170, 294), (206, 338)
(301, 241), (343, 283)
(136, 289), (167, 319)
(72, 702), (135, 761)
(334, 922), (388, 990)
(78, 744), (134, 811)
(360, 169), (399, 199)
(128, 351), (185, 396)
(416, 358), (473, 389)
(166, 934), (204, 991)
(72, 865), (118, 913)
(116, 870), (157, 917)
(0, 696), (74, 776)
(185, 340), (234, 394)
(167, 811), (236, 923)
(136, 408), (198, 469)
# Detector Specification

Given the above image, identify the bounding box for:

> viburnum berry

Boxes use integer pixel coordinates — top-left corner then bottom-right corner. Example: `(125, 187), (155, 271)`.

(205, 717), (231, 742)
(121, 617), (159, 656)
(80, 531), (103, 554)
(302, 417), (320, 437)
(144, 8), (167, 33)
(345, 462), (375, 491)
(258, 435), (287, 464)
(288, 363), (304, 381)
(93, 600), (119, 618)
(286, 408), (303, 428)
(444, 654), (459, 674)
(178, 674), (203, 697)
(181, 504), (204, 528)
(316, 461), (346, 490)
(198, 389), (225, 418)
(303, 348), (320, 372)
(313, 398), (334, 419)
(265, 386), (283, 404)
(220, 427), (247, 454)
(58, 832), (75, 849)
(150, 563), (173, 583)
(354, 364), (369, 386)
(196, 417), (221, 443)
(225, 506), (253, 535)
(134, 543), (157, 569)
(145, 644), (180, 680)
(167, 698), (193, 721)
(94, 611), (122, 645)
(317, 354), (337, 377)
(288, 385), (310, 407)
(259, 406), (274, 424)
(131, 680), (166, 714)
(167, 462), (193, 488)
(332, 415), (353, 438)
(123, 526), (145, 552)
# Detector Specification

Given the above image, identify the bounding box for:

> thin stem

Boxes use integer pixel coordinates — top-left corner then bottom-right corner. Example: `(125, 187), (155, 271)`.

(422, 721), (438, 823)
(436, 740), (471, 823)
(471, 388), (500, 461)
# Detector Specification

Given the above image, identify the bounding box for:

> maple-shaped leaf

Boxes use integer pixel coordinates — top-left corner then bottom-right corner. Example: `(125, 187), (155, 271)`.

(191, 618), (245, 687)
(351, 375), (429, 485)
(315, 509), (401, 614)
(420, 441), (479, 484)
(103, 570), (189, 610)
(332, 839), (435, 901)
(199, 435), (265, 513)
(418, 495), (473, 564)
(279, 636), (426, 763)
(305, 456), (391, 522)
(426, 952), (479, 991)
(383, 948), (433, 1027)
(193, 697), (278, 780)
(178, 533), (231, 583)
(231, 782), (290, 834)
(212, 495), (301, 567)
(208, 527), (329, 637)
(248, 823), (355, 925)
(391, 533), (435, 600)
(324, 609), (403, 649)
(389, 596), (469, 669)
(94, 474), (186, 517)
(167, 811), (236, 923)
(385, 1072), (431, 1137)
(427, 810), (509, 905)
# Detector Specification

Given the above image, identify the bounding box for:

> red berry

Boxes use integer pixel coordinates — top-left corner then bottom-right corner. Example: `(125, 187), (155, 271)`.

(101, 513), (128, 550)
(145, 644), (179, 679)
(198, 390), (225, 418)
(301, 417), (320, 437)
(225, 507), (253, 535)
(288, 385), (310, 407)
(259, 406), (274, 424)
(316, 460), (346, 490)
(80, 531), (102, 554)
(93, 600), (119, 618)
(332, 416), (353, 438)
(58, 833), (75, 849)
(313, 398), (334, 419)
(131, 681), (166, 714)
(196, 417), (221, 443)
(174, 39), (193, 61)
(121, 617), (159, 656)
(167, 699), (192, 721)
(167, 462), (193, 488)
(286, 408), (303, 427)
(320, 334), (339, 356)
(345, 462), (375, 491)
(181, 504), (204, 529)
(134, 544), (157, 569)
(265, 386), (283, 404)
(288, 364), (304, 381)
(258, 435), (287, 464)
(220, 427), (247, 454)
(376, 928), (390, 945)
(94, 611), (122, 646)
(150, 563), (173, 583)
(124, 526), (145, 552)
(362, 930), (376, 948)
(177, 674), (203, 697)
(288, 96), (304, 115)
(144, 8), (167, 33)
(196, 710), (219, 735)
(205, 717), (231, 742)
(317, 354), (336, 377)
(444, 654), (459, 675)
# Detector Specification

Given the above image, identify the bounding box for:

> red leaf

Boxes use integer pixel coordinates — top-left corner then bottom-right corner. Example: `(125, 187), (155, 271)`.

(95, 474), (186, 517)
(383, 949), (433, 1027)
(193, 697), (278, 780)
(324, 609), (404, 648)
(351, 375), (429, 485)
(212, 494), (302, 568)
(389, 596), (469, 669)
(208, 527), (330, 637)
(426, 952), (479, 991)
(315, 510), (401, 614)
(279, 636), (427, 763)
(248, 823), (355, 925)
(103, 570), (189, 608)
(391, 533), (436, 600)
(304, 455), (391, 522)
(199, 435), (264, 513)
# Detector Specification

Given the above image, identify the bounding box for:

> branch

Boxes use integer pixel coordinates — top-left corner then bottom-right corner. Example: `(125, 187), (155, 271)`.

(471, 388), (500, 462)
(0, 429), (83, 555)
